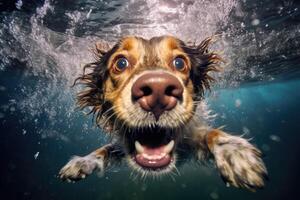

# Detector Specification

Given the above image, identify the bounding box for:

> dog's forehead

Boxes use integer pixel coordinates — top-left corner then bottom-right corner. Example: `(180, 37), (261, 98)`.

(119, 36), (182, 51)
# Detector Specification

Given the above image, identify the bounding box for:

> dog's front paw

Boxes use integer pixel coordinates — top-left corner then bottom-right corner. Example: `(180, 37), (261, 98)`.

(59, 154), (104, 182)
(207, 130), (268, 190)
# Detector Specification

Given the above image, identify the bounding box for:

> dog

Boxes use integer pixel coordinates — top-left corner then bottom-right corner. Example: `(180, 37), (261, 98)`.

(59, 35), (267, 190)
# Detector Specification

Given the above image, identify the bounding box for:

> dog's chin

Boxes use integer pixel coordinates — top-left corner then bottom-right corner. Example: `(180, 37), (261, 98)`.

(124, 125), (178, 175)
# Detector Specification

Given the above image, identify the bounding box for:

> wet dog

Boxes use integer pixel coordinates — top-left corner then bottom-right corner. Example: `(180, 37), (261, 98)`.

(59, 36), (267, 190)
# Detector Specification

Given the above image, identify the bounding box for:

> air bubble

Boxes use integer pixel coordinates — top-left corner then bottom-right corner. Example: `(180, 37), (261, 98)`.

(15, 0), (23, 10)
(270, 135), (281, 142)
(235, 99), (242, 108)
(251, 19), (260, 26)
(0, 86), (6, 91)
(22, 129), (27, 135)
(34, 152), (39, 160)
(86, 9), (92, 19)
(262, 144), (270, 151)
(210, 192), (219, 199)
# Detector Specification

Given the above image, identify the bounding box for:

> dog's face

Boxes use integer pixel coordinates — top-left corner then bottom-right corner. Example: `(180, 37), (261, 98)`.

(76, 36), (221, 176)
(105, 36), (194, 128)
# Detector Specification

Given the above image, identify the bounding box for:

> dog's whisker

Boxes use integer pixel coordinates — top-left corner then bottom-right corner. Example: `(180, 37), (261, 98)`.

(101, 112), (116, 132)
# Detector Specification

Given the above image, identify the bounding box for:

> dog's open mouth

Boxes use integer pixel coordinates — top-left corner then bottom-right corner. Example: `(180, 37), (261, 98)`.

(126, 127), (176, 170)
(134, 139), (174, 169)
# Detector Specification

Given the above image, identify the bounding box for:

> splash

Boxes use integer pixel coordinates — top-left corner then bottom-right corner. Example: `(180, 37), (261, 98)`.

(109, 0), (237, 41)
(0, 0), (299, 127)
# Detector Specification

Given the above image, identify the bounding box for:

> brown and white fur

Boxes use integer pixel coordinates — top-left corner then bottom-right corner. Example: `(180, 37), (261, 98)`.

(59, 36), (267, 191)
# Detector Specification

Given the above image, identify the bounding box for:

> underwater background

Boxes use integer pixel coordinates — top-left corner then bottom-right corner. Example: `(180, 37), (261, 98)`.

(0, 0), (300, 199)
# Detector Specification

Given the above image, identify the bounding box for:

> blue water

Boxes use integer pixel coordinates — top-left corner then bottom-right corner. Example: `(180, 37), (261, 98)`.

(2, 74), (300, 200)
(1, 0), (300, 200)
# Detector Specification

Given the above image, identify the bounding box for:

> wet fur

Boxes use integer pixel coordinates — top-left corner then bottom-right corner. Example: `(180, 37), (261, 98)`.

(74, 36), (220, 128)
(59, 36), (267, 191)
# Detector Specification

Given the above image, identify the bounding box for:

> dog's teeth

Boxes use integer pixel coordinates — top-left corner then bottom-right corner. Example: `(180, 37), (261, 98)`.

(164, 140), (174, 154)
(135, 141), (144, 153)
(142, 153), (165, 160)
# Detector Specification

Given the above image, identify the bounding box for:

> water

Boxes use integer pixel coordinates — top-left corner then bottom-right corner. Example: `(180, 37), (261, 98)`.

(0, 0), (299, 199)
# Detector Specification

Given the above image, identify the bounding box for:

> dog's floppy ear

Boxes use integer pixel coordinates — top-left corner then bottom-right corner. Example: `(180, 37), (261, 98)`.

(92, 41), (111, 58)
(182, 36), (224, 100)
(74, 41), (119, 127)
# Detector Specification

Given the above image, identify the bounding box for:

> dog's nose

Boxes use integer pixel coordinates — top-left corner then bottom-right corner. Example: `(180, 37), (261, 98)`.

(131, 71), (183, 120)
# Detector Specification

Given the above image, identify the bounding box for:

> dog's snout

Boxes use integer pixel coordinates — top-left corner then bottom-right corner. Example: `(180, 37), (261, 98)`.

(131, 72), (183, 120)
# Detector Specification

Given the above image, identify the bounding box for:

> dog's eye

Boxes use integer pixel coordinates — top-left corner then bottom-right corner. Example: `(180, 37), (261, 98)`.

(115, 57), (129, 72)
(173, 57), (185, 71)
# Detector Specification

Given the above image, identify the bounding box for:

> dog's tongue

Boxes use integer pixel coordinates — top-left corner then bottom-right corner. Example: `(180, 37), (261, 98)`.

(134, 140), (174, 169)
(135, 153), (171, 169)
